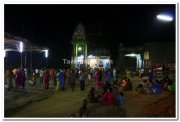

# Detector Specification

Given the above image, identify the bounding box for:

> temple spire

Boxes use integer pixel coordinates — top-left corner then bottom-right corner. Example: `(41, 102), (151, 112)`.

(72, 22), (86, 43)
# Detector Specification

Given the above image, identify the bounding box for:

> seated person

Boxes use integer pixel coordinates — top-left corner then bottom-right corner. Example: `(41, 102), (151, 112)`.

(136, 79), (150, 93)
(78, 99), (88, 117)
(101, 88), (115, 105)
(162, 75), (173, 90)
(119, 77), (132, 91)
(168, 81), (175, 93)
(150, 79), (163, 94)
(121, 77), (128, 87)
(87, 87), (99, 103)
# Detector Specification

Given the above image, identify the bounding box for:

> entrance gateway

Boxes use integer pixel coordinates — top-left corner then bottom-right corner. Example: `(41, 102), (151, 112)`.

(125, 53), (143, 70)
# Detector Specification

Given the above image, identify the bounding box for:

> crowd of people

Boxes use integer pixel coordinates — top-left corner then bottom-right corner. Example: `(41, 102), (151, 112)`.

(4, 65), (175, 117)
(136, 67), (175, 94)
(4, 67), (117, 91)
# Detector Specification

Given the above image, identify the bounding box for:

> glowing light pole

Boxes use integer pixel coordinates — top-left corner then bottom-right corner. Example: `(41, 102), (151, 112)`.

(19, 42), (23, 68)
(44, 49), (48, 67)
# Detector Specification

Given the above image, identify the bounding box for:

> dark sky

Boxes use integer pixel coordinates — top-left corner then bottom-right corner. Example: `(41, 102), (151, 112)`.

(4, 4), (175, 68)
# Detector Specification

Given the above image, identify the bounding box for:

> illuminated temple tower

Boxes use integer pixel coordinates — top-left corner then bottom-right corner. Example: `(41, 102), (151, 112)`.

(71, 22), (88, 70)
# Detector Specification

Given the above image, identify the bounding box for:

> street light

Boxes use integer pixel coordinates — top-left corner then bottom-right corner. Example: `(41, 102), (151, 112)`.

(157, 14), (173, 22)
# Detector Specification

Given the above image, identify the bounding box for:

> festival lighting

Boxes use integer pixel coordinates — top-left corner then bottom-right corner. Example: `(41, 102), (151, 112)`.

(157, 14), (173, 22)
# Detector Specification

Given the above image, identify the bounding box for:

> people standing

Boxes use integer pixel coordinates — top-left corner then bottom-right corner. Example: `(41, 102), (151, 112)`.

(71, 69), (76, 91)
(5, 69), (13, 90)
(59, 70), (65, 91)
(140, 68), (144, 78)
(87, 69), (91, 82)
(44, 70), (50, 89)
(66, 69), (71, 89)
(35, 68), (39, 83)
(50, 69), (56, 86)
(19, 68), (26, 89)
(116, 92), (125, 105)
(95, 69), (100, 89)
(106, 69), (111, 88)
(148, 69), (154, 86)
(113, 68), (116, 81)
(56, 70), (61, 92)
(15, 68), (20, 89)
(39, 69), (44, 84)
(79, 70), (85, 91)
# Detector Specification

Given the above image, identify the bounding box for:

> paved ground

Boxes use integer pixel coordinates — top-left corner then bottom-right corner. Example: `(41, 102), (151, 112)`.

(4, 76), (174, 118)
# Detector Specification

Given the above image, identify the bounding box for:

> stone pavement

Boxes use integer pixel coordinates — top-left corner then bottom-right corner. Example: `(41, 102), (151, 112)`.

(4, 79), (55, 117)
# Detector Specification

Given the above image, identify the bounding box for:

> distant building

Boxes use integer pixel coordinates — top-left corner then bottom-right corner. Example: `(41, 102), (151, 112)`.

(117, 42), (175, 71)
(144, 42), (175, 69)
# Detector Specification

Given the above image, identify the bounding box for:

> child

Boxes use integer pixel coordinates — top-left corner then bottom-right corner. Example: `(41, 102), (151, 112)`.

(116, 92), (125, 105)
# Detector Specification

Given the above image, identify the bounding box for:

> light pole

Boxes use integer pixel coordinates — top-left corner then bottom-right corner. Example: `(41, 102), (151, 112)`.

(19, 42), (23, 68)
(45, 49), (48, 68)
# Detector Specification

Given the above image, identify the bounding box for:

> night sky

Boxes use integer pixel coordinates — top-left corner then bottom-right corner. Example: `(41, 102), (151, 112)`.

(4, 4), (175, 68)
